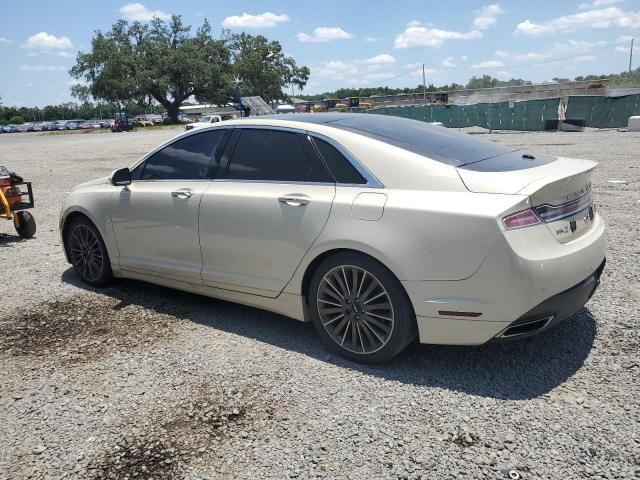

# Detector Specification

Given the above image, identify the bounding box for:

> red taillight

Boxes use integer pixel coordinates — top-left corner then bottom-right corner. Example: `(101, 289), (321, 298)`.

(502, 209), (541, 230)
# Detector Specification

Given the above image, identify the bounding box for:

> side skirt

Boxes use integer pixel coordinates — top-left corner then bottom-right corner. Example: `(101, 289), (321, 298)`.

(112, 266), (307, 322)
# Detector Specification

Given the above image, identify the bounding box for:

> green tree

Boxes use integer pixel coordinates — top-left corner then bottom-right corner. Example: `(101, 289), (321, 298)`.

(71, 16), (231, 122)
(71, 15), (309, 122)
(9, 115), (25, 124)
(227, 32), (309, 103)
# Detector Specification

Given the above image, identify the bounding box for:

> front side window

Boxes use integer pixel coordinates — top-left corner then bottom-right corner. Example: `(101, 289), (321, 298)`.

(140, 130), (225, 180)
(226, 129), (331, 183)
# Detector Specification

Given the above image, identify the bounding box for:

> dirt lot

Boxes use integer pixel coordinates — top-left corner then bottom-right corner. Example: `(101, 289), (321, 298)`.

(0, 127), (638, 479)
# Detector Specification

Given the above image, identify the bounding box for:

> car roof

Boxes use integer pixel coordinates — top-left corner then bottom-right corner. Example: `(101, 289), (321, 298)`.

(226, 113), (517, 166)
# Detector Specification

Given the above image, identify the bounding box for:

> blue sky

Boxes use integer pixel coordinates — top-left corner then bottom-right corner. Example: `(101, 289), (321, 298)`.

(0, 0), (638, 106)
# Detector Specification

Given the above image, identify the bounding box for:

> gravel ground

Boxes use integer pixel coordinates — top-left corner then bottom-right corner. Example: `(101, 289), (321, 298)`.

(0, 127), (638, 479)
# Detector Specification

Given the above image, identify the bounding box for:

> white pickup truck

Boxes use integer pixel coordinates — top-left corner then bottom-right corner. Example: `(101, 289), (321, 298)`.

(185, 115), (223, 131)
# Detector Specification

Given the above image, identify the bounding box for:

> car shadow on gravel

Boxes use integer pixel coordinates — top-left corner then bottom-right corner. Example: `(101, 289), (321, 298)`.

(62, 269), (597, 401)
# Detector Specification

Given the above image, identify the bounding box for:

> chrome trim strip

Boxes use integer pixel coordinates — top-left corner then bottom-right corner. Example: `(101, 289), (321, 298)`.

(307, 131), (384, 189)
(128, 123), (384, 189)
(210, 179), (335, 186)
(535, 192), (593, 223)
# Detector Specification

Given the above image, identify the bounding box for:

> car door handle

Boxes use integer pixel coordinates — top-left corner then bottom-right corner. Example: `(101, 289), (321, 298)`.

(278, 194), (310, 207)
(171, 189), (193, 199)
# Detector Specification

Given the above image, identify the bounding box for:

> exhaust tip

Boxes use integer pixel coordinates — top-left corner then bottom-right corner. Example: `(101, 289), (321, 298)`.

(498, 315), (554, 339)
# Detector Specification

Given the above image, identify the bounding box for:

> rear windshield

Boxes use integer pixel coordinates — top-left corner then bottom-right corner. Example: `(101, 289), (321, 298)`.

(327, 115), (517, 166)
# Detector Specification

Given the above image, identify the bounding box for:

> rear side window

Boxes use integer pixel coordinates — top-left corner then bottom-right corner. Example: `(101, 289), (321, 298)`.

(140, 130), (225, 180)
(227, 129), (332, 183)
(312, 137), (366, 184)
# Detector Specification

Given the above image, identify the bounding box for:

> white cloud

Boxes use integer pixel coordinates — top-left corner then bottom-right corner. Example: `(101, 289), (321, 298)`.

(510, 39), (607, 62)
(58, 51), (74, 58)
(21, 64), (66, 72)
(0, 37), (13, 44)
(297, 27), (353, 43)
(515, 7), (640, 36)
(316, 60), (360, 79)
(460, 54), (469, 61)
(441, 56), (456, 68)
(473, 4), (504, 30)
(573, 55), (596, 62)
(119, 3), (170, 21)
(579, 0), (624, 10)
(222, 12), (289, 28)
(394, 22), (483, 48)
(406, 20), (422, 27)
(364, 72), (396, 82)
(24, 32), (73, 50)
(364, 37), (377, 42)
(363, 54), (396, 64)
(471, 60), (505, 68)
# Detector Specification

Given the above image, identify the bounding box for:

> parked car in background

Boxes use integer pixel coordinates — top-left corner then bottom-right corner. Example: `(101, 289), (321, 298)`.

(60, 113), (606, 363)
(185, 114), (222, 131)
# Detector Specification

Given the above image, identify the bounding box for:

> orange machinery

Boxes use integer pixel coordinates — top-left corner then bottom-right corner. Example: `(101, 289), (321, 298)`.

(0, 166), (36, 238)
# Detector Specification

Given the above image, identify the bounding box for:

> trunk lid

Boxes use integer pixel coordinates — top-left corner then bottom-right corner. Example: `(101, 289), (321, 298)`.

(458, 155), (597, 243)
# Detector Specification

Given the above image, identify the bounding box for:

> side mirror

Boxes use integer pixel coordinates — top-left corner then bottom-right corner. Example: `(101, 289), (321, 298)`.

(111, 167), (132, 186)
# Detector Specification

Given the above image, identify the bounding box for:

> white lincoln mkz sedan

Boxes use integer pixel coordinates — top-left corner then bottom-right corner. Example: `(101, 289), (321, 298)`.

(60, 114), (606, 362)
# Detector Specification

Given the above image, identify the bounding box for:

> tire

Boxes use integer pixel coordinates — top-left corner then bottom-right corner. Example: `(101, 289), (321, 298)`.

(14, 211), (36, 238)
(309, 252), (417, 363)
(66, 216), (113, 287)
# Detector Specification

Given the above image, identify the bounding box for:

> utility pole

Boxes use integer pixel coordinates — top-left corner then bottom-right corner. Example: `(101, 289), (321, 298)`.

(422, 64), (427, 105)
(629, 38), (635, 74)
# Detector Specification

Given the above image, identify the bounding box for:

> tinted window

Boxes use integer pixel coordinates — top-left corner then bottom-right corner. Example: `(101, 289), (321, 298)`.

(330, 115), (517, 166)
(141, 130), (225, 180)
(313, 137), (366, 184)
(227, 129), (331, 182)
(254, 114), (525, 167)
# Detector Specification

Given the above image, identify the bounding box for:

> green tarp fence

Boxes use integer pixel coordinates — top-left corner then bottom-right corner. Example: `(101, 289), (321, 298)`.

(367, 94), (640, 131)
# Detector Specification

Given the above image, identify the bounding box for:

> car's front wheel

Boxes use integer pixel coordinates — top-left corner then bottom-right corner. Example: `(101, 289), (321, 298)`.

(66, 216), (113, 287)
(309, 252), (417, 363)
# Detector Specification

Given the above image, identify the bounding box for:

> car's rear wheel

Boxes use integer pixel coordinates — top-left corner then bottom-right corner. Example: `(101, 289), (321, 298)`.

(66, 217), (113, 287)
(309, 252), (417, 363)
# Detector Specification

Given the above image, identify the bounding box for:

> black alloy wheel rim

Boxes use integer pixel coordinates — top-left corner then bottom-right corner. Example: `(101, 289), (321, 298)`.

(69, 225), (103, 282)
(317, 265), (395, 354)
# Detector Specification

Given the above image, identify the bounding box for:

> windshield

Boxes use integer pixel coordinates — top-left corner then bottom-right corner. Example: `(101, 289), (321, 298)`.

(200, 116), (212, 122)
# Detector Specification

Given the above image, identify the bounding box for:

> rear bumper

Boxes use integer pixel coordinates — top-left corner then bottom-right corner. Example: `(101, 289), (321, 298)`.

(494, 258), (605, 340)
(404, 213), (606, 345)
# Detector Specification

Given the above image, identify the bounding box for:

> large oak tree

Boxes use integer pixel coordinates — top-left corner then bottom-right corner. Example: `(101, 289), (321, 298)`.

(70, 15), (309, 122)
